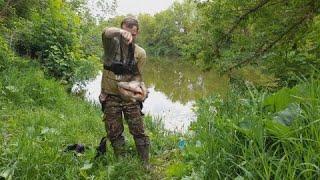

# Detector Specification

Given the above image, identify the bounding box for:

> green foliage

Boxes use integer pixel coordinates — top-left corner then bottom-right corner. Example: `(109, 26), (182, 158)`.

(1, 0), (101, 84)
(166, 162), (191, 178)
(191, 79), (320, 179)
(263, 76), (320, 111)
(135, 0), (197, 57)
(230, 66), (279, 91)
(0, 41), (66, 108)
(145, 9), (180, 56)
(29, 0), (98, 83)
(133, 0), (320, 85)
(0, 36), (13, 70)
(0, 0), (42, 19)
(267, 15), (320, 86)
(263, 83), (306, 112)
(188, 0), (320, 84)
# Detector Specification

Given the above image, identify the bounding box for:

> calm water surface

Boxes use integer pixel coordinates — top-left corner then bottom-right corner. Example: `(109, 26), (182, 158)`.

(79, 59), (229, 132)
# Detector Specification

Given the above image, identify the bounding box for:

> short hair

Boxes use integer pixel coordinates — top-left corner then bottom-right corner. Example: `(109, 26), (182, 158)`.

(121, 16), (139, 30)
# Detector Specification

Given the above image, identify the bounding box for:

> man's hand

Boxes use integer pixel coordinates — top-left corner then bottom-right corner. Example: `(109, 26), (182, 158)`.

(120, 29), (133, 44)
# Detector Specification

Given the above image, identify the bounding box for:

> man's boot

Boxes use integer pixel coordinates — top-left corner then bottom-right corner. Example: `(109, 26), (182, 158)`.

(111, 138), (126, 158)
(113, 145), (126, 158)
(136, 144), (150, 170)
(95, 136), (108, 159)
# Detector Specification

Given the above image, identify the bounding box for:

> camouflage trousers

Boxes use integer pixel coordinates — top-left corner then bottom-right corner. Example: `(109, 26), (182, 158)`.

(101, 94), (149, 156)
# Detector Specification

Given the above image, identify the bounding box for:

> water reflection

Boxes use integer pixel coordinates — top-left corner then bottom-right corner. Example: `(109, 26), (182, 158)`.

(143, 59), (229, 104)
(75, 59), (229, 132)
(143, 86), (196, 132)
(75, 73), (197, 132)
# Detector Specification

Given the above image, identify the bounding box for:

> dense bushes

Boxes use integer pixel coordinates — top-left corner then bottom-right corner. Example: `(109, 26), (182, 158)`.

(1, 0), (100, 84)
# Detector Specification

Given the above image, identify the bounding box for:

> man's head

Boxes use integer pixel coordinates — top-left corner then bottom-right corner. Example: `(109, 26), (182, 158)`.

(121, 17), (139, 40)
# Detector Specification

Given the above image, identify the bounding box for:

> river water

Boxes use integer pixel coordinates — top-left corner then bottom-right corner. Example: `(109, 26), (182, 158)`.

(76, 58), (229, 132)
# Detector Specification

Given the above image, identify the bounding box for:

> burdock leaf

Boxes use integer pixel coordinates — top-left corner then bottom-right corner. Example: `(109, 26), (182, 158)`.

(273, 103), (301, 126)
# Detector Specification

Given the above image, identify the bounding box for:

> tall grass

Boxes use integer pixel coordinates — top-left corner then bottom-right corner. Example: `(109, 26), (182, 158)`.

(191, 80), (320, 179)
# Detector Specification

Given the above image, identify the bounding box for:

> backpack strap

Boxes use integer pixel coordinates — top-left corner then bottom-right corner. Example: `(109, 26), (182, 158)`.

(119, 36), (124, 63)
(128, 43), (135, 66)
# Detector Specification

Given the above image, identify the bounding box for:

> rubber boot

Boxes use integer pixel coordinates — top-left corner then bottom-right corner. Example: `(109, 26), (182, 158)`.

(95, 136), (107, 159)
(111, 138), (126, 158)
(113, 146), (126, 158)
(136, 144), (150, 170)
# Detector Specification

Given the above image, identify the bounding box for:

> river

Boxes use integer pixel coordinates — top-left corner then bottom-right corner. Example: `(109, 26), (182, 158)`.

(75, 58), (229, 132)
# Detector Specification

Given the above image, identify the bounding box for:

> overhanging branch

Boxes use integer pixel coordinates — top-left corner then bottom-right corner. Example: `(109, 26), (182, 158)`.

(226, 0), (317, 72)
(226, 10), (315, 73)
(213, 0), (271, 56)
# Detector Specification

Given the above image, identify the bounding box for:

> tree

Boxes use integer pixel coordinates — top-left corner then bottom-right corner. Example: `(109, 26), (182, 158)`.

(136, 0), (197, 57)
(189, 0), (320, 85)
(0, 0), (115, 84)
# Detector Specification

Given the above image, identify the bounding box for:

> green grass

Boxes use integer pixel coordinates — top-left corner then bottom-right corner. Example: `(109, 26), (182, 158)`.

(189, 80), (320, 179)
(0, 41), (183, 179)
(1, 35), (320, 179)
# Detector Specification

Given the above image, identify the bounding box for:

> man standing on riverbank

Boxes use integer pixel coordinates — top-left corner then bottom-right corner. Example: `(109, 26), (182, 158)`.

(99, 16), (150, 168)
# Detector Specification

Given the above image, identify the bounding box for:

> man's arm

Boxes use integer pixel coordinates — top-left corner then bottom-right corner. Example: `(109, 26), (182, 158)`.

(102, 27), (121, 39)
(102, 27), (133, 44)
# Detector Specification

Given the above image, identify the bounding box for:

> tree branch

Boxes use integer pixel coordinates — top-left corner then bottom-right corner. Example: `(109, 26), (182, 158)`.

(213, 0), (272, 56)
(226, 0), (271, 38)
(226, 9), (316, 73)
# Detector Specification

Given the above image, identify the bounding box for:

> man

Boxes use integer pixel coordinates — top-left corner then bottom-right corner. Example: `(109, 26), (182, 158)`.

(99, 17), (150, 167)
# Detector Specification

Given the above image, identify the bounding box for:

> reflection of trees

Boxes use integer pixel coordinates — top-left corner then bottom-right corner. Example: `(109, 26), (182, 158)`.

(143, 59), (229, 104)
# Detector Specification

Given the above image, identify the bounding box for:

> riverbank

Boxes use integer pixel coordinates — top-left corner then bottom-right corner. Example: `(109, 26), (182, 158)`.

(0, 42), (186, 179)
(1, 41), (319, 179)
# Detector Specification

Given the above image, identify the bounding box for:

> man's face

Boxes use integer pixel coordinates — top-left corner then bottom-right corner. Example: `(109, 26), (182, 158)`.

(122, 24), (139, 40)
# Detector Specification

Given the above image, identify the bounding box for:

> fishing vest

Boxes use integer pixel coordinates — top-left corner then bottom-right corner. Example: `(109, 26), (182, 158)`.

(103, 36), (139, 76)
